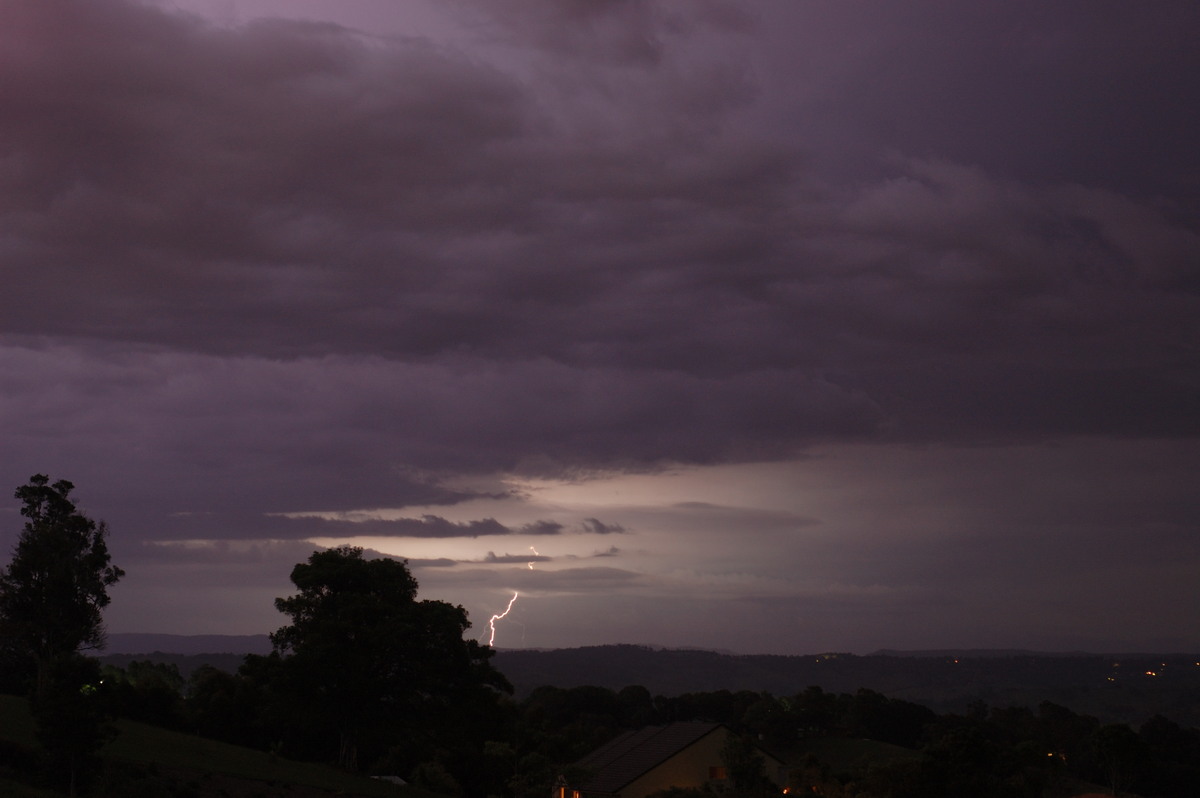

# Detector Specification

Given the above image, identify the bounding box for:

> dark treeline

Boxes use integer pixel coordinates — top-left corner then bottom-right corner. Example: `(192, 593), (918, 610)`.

(492, 645), (1200, 727)
(83, 659), (1200, 798)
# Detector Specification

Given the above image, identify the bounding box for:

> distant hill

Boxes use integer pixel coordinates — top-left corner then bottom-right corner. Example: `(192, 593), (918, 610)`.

(490, 644), (1200, 726)
(103, 633), (272, 656)
(99, 634), (272, 679)
(96, 637), (1200, 727)
(869, 648), (1096, 658)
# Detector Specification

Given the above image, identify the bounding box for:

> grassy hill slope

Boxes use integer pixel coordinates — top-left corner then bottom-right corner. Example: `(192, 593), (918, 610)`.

(0, 694), (423, 797)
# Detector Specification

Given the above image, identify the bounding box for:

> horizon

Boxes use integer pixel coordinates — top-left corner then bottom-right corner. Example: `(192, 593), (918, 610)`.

(101, 632), (1200, 659)
(3, 0), (1198, 657)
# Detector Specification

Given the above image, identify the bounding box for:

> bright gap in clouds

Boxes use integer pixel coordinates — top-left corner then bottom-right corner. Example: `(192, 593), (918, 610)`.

(297, 442), (1200, 653)
(298, 461), (827, 648)
(301, 460), (821, 562)
(103, 443), (1200, 653)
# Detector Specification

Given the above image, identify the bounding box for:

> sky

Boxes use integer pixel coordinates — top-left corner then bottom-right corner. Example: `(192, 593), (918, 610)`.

(1, 0), (1198, 655)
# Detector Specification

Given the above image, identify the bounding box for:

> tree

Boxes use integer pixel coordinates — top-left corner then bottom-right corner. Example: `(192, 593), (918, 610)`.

(0, 475), (124, 697)
(102, 660), (186, 727)
(0, 475), (123, 796)
(266, 547), (510, 774)
(1092, 723), (1147, 797)
(186, 664), (262, 746)
(33, 654), (115, 796)
(720, 731), (768, 796)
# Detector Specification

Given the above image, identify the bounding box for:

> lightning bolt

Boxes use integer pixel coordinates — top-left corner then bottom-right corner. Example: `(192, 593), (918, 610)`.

(485, 546), (542, 646)
(486, 591), (519, 646)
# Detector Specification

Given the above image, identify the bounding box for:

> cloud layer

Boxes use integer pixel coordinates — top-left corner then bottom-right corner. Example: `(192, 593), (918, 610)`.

(1, 0), (1197, 652)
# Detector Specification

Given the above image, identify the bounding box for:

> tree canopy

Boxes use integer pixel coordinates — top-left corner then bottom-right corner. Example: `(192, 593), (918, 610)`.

(0, 474), (124, 693)
(0, 474), (124, 795)
(264, 546), (511, 771)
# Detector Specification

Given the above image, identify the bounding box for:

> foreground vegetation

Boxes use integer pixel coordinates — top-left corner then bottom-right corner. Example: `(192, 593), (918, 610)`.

(491, 645), (1200, 728)
(0, 694), (416, 797)
(7, 656), (1200, 797)
(0, 475), (509, 795)
(84, 674), (1200, 796)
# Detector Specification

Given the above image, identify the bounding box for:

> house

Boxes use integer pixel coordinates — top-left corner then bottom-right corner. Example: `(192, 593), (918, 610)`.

(564, 721), (786, 798)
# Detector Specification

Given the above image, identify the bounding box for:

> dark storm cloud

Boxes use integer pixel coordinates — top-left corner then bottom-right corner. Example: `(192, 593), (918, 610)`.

(1, 0), (1198, 569)
(581, 518), (625, 535)
(565, 546), (621, 560)
(759, 1), (1200, 197)
(1, 0), (1197, 654)
(520, 520), (564, 535)
(107, 502), (616, 543)
(457, 0), (754, 65)
(277, 514), (518, 539)
(376, 515), (508, 538)
(152, 511), (561, 541)
(0, 341), (884, 543)
(3, 1), (1191, 455)
(404, 558), (459, 569)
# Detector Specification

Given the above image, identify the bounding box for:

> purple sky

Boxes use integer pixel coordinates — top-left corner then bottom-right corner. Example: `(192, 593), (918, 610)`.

(2, 0), (1198, 655)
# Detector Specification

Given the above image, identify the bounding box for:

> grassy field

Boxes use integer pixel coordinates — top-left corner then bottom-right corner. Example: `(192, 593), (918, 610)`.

(0, 694), (429, 797)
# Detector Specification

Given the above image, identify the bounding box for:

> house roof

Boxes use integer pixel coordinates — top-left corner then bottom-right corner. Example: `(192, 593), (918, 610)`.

(574, 721), (725, 795)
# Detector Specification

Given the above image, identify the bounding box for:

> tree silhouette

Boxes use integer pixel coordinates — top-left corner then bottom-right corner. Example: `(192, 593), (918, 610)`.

(266, 546), (510, 772)
(0, 474), (123, 697)
(1092, 723), (1148, 797)
(0, 474), (123, 796)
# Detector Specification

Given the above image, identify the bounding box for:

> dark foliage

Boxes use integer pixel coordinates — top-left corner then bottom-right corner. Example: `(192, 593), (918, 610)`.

(1138, 714), (1200, 798)
(234, 547), (512, 795)
(0, 475), (123, 696)
(493, 646), (1200, 728)
(184, 663), (269, 748)
(100, 660), (187, 729)
(155, 660), (1200, 798)
(1, 475), (124, 797)
(32, 654), (116, 795)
